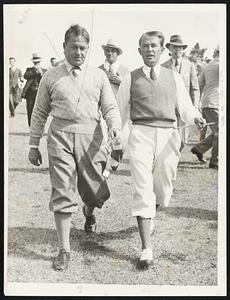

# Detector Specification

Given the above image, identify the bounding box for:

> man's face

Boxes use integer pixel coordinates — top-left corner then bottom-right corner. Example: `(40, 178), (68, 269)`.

(104, 47), (119, 64)
(138, 35), (163, 67)
(33, 61), (41, 68)
(169, 44), (184, 59)
(63, 34), (89, 67)
(9, 59), (16, 68)
(51, 59), (57, 67)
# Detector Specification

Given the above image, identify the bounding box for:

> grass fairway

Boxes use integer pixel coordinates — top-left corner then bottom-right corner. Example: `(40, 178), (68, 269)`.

(7, 100), (218, 286)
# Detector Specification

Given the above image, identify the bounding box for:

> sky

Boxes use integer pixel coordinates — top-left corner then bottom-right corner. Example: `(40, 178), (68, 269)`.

(4, 4), (225, 72)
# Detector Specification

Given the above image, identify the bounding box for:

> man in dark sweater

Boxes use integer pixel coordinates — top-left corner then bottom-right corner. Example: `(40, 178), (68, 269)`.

(116, 31), (206, 270)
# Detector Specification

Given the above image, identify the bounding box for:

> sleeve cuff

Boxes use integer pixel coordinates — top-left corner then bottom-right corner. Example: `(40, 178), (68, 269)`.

(29, 137), (40, 146)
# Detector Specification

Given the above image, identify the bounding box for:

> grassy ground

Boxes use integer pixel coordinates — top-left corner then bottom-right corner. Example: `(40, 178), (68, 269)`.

(7, 100), (218, 285)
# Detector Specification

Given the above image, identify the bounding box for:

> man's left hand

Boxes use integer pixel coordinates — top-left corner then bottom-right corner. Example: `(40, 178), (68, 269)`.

(194, 117), (206, 130)
(107, 74), (122, 85)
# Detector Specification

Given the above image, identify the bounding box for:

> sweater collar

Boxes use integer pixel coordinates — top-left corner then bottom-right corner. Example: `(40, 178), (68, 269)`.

(64, 59), (86, 73)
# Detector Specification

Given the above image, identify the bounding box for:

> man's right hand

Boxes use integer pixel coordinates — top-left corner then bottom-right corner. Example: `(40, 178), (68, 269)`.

(28, 148), (42, 166)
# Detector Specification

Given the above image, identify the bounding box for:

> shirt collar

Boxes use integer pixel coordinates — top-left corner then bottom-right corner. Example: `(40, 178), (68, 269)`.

(104, 60), (120, 73)
(142, 63), (161, 78)
(171, 57), (182, 65)
(64, 59), (85, 73)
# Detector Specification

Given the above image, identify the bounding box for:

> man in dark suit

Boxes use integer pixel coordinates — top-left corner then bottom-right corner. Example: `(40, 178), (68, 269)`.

(22, 53), (47, 126)
(9, 57), (24, 117)
(161, 35), (200, 147)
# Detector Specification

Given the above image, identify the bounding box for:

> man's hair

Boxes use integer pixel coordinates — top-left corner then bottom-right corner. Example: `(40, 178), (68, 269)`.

(50, 57), (56, 62)
(9, 57), (16, 61)
(64, 24), (90, 44)
(139, 31), (165, 47)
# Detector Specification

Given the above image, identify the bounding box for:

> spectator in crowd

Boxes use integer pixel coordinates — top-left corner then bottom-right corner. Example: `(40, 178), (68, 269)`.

(162, 35), (200, 148)
(191, 46), (219, 169)
(116, 31), (205, 270)
(28, 24), (122, 271)
(22, 53), (47, 126)
(196, 62), (205, 76)
(99, 39), (129, 96)
(99, 39), (130, 171)
(9, 57), (24, 117)
(49, 57), (58, 68)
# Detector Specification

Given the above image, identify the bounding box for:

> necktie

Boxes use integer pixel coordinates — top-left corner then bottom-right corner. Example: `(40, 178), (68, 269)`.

(175, 59), (179, 72)
(72, 66), (81, 77)
(109, 63), (115, 74)
(150, 67), (157, 81)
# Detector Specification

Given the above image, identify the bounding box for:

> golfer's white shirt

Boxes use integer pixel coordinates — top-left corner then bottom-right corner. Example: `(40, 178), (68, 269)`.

(116, 63), (201, 127)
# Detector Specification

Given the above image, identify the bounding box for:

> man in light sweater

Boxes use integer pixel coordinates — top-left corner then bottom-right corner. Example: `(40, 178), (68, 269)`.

(116, 31), (206, 270)
(28, 24), (122, 271)
(191, 46), (220, 169)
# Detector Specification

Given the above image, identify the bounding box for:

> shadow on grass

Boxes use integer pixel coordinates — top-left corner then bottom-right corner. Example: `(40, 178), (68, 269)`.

(111, 169), (131, 177)
(162, 207), (217, 221)
(71, 227), (138, 264)
(9, 132), (48, 136)
(7, 226), (138, 265)
(179, 161), (204, 165)
(9, 167), (49, 173)
(178, 164), (208, 170)
(8, 227), (57, 261)
(9, 132), (29, 136)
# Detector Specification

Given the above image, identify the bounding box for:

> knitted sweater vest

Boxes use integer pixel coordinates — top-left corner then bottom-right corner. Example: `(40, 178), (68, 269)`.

(130, 67), (177, 128)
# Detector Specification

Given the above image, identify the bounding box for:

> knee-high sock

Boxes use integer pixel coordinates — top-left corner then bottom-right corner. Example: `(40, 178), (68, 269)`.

(137, 216), (152, 250)
(85, 206), (95, 216)
(54, 212), (72, 252)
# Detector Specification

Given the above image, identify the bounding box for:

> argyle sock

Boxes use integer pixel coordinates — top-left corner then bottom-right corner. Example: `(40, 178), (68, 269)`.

(54, 212), (72, 252)
(137, 216), (152, 249)
(84, 206), (95, 216)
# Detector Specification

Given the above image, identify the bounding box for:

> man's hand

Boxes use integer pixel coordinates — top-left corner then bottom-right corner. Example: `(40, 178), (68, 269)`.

(28, 148), (42, 166)
(110, 128), (123, 162)
(194, 116), (206, 130)
(106, 72), (122, 85)
(110, 128), (121, 143)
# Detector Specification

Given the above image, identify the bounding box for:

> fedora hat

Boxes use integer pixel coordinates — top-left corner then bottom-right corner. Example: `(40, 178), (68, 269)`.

(166, 35), (187, 49)
(102, 39), (123, 55)
(31, 53), (42, 62)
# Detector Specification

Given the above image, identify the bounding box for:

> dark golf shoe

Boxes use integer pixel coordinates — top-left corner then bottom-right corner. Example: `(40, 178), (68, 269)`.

(191, 147), (207, 163)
